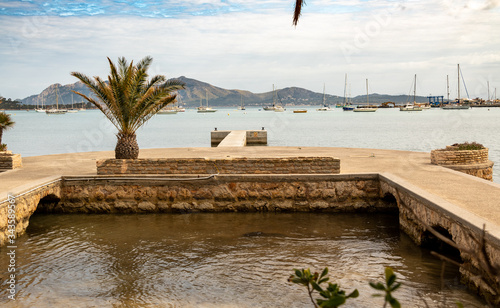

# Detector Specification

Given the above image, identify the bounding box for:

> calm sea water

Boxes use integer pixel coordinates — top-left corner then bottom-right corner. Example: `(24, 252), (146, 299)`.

(0, 213), (488, 307)
(1, 109), (495, 307)
(4, 107), (500, 181)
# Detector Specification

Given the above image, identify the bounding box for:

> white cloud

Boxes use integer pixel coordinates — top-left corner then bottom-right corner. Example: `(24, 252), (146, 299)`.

(0, 1), (499, 100)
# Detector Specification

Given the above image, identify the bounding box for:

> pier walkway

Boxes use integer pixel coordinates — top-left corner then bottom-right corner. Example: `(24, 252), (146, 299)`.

(1, 146), (500, 239)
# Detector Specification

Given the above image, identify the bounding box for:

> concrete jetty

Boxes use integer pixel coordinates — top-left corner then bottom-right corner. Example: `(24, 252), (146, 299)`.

(211, 129), (267, 147)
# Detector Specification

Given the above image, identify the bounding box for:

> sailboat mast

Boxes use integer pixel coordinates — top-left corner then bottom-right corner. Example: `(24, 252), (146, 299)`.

(457, 64), (461, 104)
(272, 84), (276, 107)
(487, 81), (490, 101)
(366, 79), (369, 106)
(322, 83), (326, 105)
(343, 74), (347, 105)
(413, 74), (417, 104)
(56, 86), (59, 109)
(446, 75), (449, 106)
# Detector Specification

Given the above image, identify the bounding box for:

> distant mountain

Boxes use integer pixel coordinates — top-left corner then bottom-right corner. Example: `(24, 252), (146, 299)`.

(22, 82), (94, 108)
(21, 77), (429, 107)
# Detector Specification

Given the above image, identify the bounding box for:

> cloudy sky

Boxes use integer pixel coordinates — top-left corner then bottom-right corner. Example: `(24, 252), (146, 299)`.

(1, 0), (499, 100)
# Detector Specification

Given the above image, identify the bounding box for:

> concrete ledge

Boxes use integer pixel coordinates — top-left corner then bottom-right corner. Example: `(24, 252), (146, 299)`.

(0, 151), (22, 171)
(211, 130), (267, 147)
(96, 157), (341, 175)
(218, 130), (247, 147)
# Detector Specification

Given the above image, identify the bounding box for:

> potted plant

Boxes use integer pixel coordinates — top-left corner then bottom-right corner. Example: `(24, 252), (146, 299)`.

(431, 142), (493, 180)
(0, 111), (15, 152)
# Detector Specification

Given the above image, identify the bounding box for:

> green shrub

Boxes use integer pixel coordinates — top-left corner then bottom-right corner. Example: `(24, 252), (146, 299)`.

(450, 142), (485, 150)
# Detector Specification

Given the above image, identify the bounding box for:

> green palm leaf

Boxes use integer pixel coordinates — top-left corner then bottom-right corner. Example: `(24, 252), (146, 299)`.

(71, 56), (185, 159)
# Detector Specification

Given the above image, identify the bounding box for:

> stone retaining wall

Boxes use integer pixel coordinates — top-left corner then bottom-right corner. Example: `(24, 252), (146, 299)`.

(0, 179), (60, 245)
(0, 151), (22, 171)
(1, 173), (499, 302)
(379, 174), (500, 302)
(39, 174), (389, 214)
(96, 157), (340, 175)
(431, 148), (493, 181)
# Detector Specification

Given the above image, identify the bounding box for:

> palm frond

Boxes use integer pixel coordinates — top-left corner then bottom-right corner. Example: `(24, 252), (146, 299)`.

(293, 0), (305, 26)
(71, 56), (185, 137)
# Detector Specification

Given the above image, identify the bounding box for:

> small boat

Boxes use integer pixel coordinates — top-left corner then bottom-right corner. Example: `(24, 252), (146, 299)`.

(400, 75), (423, 112)
(293, 109), (307, 113)
(353, 79), (377, 112)
(442, 64), (471, 110)
(317, 105), (333, 111)
(158, 108), (178, 114)
(316, 84), (332, 111)
(35, 96), (45, 113)
(353, 107), (377, 112)
(197, 92), (217, 113)
(400, 104), (423, 111)
(265, 84), (285, 111)
(46, 108), (67, 115)
(238, 94), (245, 110)
(46, 85), (67, 115)
(197, 107), (217, 113)
(67, 94), (79, 113)
(443, 104), (470, 110)
(274, 105), (285, 112)
(342, 75), (355, 111)
(174, 94), (185, 112)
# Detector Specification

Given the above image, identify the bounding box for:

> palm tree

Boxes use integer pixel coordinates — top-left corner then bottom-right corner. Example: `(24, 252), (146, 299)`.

(0, 112), (15, 151)
(71, 56), (185, 159)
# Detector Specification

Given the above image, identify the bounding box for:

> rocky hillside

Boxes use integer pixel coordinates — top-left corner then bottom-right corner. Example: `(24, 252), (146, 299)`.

(21, 77), (429, 107)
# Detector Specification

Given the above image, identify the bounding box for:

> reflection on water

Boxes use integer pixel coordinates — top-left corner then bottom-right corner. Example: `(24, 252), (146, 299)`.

(0, 213), (487, 307)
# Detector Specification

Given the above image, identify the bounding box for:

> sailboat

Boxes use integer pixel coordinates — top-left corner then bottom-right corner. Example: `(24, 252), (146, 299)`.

(158, 103), (178, 114)
(400, 74), (423, 111)
(174, 94), (185, 112)
(443, 64), (470, 110)
(238, 94), (245, 110)
(342, 74), (355, 111)
(67, 94), (79, 113)
(263, 85), (276, 111)
(263, 84), (285, 111)
(158, 92), (179, 114)
(197, 91), (217, 113)
(35, 95), (45, 113)
(316, 84), (332, 111)
(353, 79), (377, 112)
(46, 85), (67, 114)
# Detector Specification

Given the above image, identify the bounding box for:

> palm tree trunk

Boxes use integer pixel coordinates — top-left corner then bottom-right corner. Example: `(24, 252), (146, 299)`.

(115, 132), (139, 159)
(0, 129), (3, 147)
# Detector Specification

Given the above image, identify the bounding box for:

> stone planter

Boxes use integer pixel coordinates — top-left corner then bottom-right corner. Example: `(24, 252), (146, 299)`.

(0, 151), (22, 171)
(431, 147), (493, 181)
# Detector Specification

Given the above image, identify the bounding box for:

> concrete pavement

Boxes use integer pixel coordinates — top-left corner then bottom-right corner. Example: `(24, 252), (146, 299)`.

(1, 146), (500, 233)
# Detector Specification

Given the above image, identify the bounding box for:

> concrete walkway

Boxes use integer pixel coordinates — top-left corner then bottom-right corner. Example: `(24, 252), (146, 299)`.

(1, 146), (500, 235)
(217, 130), (247, 147)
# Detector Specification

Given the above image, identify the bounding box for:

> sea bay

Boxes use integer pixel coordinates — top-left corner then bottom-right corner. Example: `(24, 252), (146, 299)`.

(4, 107), (500, 182)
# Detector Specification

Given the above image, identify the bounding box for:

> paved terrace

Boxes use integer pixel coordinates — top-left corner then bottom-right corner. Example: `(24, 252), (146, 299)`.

(1, 146), (500, 237)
